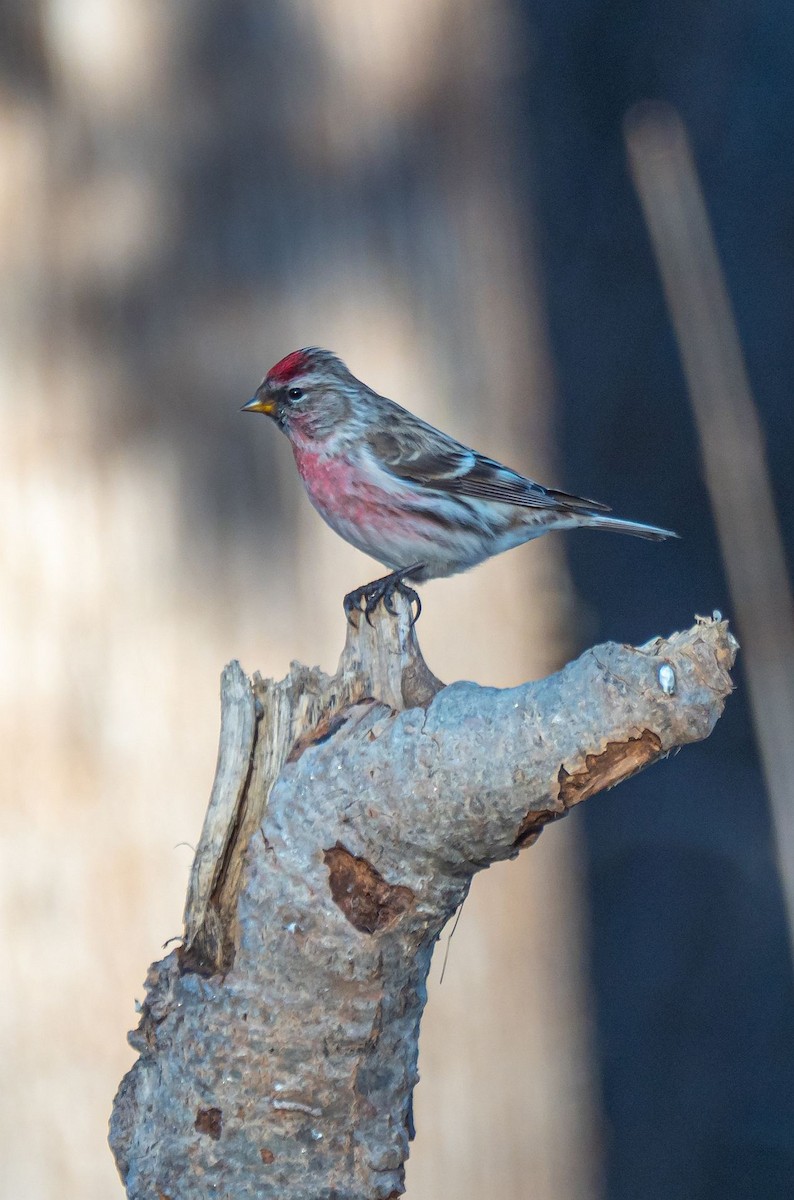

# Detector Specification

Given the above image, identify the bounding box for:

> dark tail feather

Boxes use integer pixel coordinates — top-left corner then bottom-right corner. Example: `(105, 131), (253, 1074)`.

(582, 513), (679, 541)
(547, 486), (612, 514)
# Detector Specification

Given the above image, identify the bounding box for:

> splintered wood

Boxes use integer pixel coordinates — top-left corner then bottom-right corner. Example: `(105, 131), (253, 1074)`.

(111, 601), (736, 1200)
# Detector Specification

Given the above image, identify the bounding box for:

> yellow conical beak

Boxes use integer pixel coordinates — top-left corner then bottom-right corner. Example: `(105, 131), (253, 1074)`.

(241, 395), (276, 415)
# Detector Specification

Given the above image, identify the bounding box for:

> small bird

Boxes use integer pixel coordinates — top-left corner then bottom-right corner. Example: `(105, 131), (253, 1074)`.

(243, 348), (677, 622)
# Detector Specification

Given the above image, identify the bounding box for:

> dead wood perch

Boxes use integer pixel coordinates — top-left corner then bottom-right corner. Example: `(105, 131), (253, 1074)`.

(109, 600), (736, 1200)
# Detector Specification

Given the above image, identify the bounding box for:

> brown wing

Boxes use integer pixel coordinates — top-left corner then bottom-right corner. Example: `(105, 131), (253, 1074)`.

(365, 418), (611, 514)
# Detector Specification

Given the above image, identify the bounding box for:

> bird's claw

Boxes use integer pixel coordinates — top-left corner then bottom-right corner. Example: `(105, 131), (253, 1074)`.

(344, 566), (423, 628)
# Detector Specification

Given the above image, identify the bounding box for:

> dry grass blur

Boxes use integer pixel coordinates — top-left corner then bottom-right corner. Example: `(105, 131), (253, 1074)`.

(0, 3), (600, 1197)
(627, 105), (794, 957)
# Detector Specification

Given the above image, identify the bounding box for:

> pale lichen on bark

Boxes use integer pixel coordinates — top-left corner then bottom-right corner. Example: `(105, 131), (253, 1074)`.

(109, 601), (736, 1200)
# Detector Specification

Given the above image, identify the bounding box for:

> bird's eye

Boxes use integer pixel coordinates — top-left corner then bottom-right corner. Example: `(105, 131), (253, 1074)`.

(288, 387), (304, 401)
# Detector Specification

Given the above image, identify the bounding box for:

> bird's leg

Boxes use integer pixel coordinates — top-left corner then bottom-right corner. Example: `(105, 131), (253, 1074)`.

(343, 564), (424, 628)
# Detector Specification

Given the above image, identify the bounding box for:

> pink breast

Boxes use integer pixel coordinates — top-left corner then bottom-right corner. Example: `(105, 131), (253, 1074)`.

(292, 446), (402, 526)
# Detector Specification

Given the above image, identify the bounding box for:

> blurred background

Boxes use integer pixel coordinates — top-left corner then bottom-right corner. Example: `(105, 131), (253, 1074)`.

(2, 1), (793, 1197)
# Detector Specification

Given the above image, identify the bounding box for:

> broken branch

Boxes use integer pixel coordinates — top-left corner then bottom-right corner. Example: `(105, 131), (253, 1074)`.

(110, 602), (736, 1200)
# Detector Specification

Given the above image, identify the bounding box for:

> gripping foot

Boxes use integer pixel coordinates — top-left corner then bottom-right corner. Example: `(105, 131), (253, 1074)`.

(343, 565), (424, 627)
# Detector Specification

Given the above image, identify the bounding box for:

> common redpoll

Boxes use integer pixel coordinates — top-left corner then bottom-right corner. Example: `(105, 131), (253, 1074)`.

(242, 348), (677, 622)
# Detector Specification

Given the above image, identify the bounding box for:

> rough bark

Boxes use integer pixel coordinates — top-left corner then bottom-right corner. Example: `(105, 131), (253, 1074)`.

(109, 599), (736, 1200)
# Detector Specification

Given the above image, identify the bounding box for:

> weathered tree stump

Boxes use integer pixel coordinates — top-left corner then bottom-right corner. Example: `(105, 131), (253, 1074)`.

(109, 599), (736, 1199)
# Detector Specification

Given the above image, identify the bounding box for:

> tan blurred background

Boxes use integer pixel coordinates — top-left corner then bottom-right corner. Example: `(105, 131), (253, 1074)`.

(0, 2), (601, 1197)
(5, 1), (794, 1198)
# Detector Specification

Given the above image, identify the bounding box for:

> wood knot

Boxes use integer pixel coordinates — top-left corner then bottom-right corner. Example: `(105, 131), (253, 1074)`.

(195, 1106), (223, 1140)
(324, 844), (415, 934)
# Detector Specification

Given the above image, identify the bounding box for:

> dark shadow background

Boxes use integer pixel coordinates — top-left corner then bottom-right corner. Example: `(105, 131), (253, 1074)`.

(521, 1), (794, 1194)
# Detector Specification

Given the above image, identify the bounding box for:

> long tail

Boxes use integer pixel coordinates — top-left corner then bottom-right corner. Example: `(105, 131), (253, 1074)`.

(580, 513), (679, 542)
